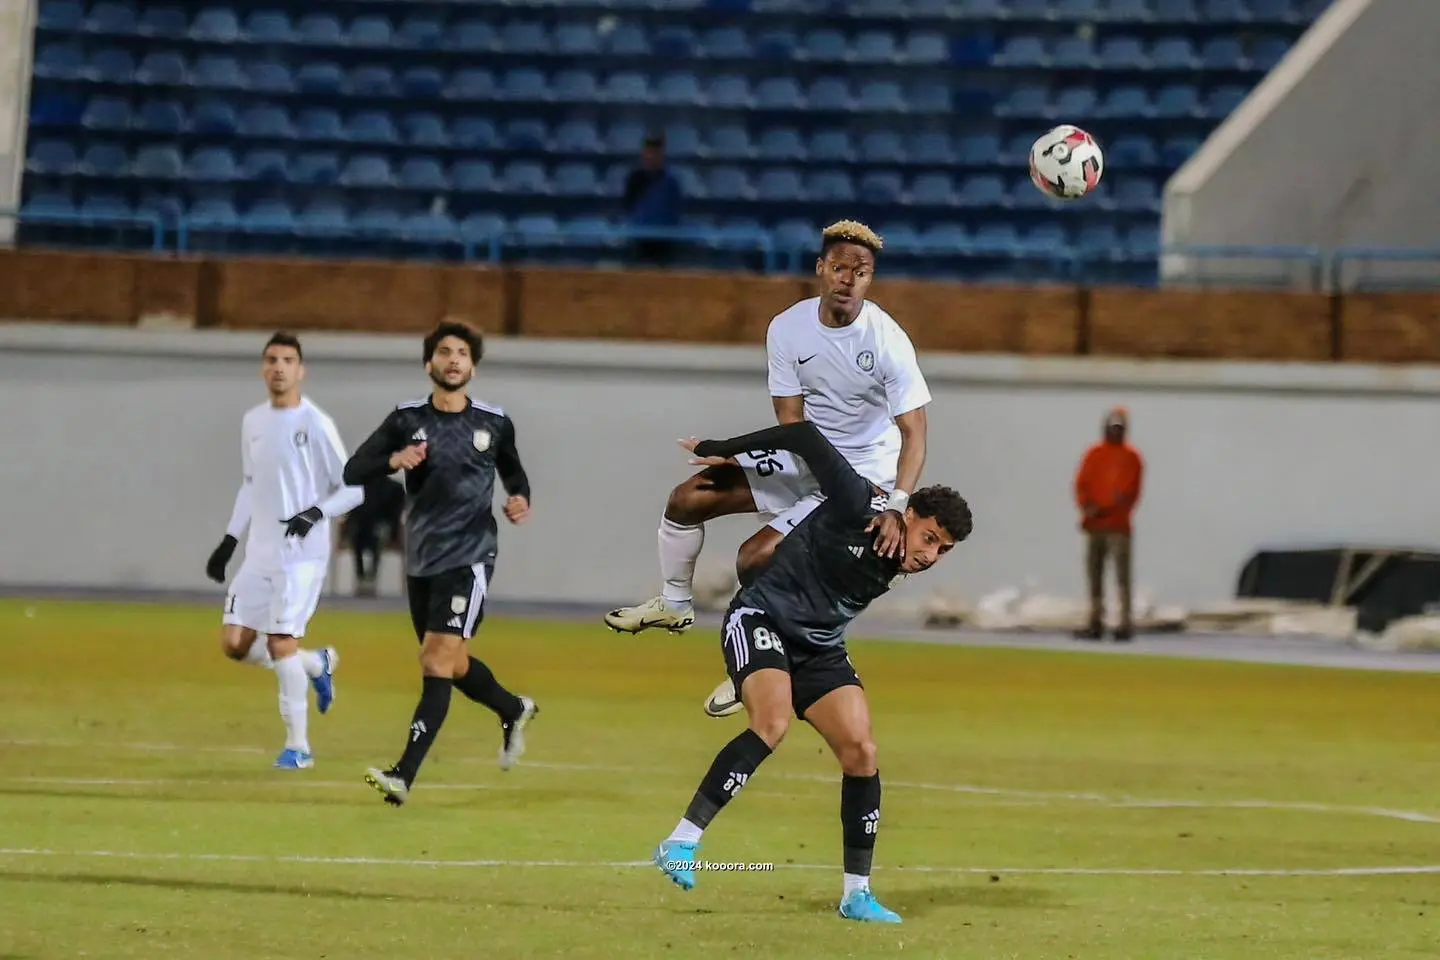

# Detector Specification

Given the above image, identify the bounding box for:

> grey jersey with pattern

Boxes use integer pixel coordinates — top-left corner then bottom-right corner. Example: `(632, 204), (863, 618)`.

(344, 396), (530, 578)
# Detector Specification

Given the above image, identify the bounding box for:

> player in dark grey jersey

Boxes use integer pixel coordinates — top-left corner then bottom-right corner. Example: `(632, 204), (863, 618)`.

(650, 420), (972, 924)
(343, 321), (539, 806)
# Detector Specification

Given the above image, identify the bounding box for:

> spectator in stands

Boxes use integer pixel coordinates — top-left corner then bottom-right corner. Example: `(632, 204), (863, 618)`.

(1072, 407), (1145, 642)
(348, 476), (405, 597)
(621, 132), (683, 266)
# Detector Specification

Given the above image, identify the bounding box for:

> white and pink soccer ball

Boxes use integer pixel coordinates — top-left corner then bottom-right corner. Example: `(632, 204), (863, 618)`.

(1029, 124), (1105, 201)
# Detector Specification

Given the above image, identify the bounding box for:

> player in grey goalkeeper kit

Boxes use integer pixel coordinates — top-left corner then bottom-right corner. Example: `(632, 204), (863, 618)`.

(649, 420), (973, 924)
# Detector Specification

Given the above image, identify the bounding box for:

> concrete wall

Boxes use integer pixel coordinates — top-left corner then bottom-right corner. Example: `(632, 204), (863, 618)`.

(3, 324), (1440, 615)
(1163, 0), (1440, 288)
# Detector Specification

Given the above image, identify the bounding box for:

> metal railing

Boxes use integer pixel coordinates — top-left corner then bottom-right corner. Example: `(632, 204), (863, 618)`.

(1, 208), (166, 251)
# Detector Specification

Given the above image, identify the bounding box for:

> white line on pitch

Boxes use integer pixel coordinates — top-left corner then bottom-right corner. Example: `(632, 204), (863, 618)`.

(5, 737), (1438, 827)
(1, 847), (1437, 878)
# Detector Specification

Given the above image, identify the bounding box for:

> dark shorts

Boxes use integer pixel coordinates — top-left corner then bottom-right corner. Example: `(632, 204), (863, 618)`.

(407, 562), (494, 641)
(721, 604), (863, 718)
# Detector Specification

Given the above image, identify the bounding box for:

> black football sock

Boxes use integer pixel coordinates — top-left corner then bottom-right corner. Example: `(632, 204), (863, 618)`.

(841, 772), (882, 878)
(452, 656), (524, 723)
(394, 676), (453, 787)
(682, 729), (774, 829)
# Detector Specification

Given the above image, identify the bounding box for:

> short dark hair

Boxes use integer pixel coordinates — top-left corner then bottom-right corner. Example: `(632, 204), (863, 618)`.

(264, 331), (303, 361)
(423, 320), (484, 364)
(910, 485), (973, 543)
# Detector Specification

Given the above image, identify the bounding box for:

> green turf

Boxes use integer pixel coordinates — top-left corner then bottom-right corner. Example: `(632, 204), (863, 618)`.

(1, 598), (1437, 959)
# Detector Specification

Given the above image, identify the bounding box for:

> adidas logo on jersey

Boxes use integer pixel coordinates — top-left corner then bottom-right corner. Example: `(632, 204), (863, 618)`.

(849, 545), (865, 558)
(446, 615), (463, 629)
(412, 428), (427, 441)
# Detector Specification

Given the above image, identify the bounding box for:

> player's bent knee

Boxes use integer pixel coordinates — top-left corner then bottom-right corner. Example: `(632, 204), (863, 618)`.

(220, 627), (253, 660)
(665, 465), (751, 525)
(419, 632), (465, 678)
(736, 532), (782, 581)
(748, 713), (791, 749)
(837, 738), (879, 777)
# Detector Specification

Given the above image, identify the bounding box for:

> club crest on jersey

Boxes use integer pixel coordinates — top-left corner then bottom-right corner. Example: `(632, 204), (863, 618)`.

(451, 595), (468, 614)
(292, 430), (308, 448)
(856, 350), (875, 372)
(472, 429), (492, 452)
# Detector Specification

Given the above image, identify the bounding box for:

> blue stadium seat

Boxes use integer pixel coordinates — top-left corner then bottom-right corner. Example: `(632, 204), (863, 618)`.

(1125, 224), (1160, 256)
(399, 158), (449, 192)
(1109, 134), (1158, 166)
(704, 26), (752, 58)
(548, 69), (594, 102)
(1078, 223), (1122, 251)
(24, 192), (78, 217)
(652, 26), (696, 58)
(349, 16), (393, 48)
(709, 126), (753, 160)
(1150, 37), (1198, 69)
(1020, 224), (1070, 255)
(347, 111), (400, 145)
(352, 206), (401, 238)
(82, 97), (131, 131)
(26, 140), (77, 176)
(953, 134), (997, 165)
(607, 24), (650, 57)
(754, 30), (795, 60)
(1099, 36), (1147, 69)
(911, 173), (956, 207)
(298, 109), (345, 142)
(239, 149), (289, 182)
(504, 119), (548, 151)
(461, 213), (506, 244)
(1154, 84), (1202, 118)
(185, 147), (237, 182)
(858, 130), (905, 164)
(88, 47), (136, 83)
(808, 130), (853, 163)
(446, 70), (497, 102)
(708, 75), (751, 109)
(707, 167), (752, 200)
(956, 175), (1005, 208)
(397, 15), (443, 50)
(445, 20), (497, 53)
(1113, 177), (1160, 213)
(809, 78), (850, 111)
(79, 193), (134, 218)
(296, 202), (350, 237)
(555, 23), (601, 55)
(661, 124), (702, 159)
(244, 11), (293, 43)
(402, 68), (445, 100)
(656, 73), (703, 107)
(239, 105), (293, 139)
(913, 131), (956, 165)
(903, 32), (947, 65)
(1206, 84), (1248, 118)
(452, 118), (499, 150)
(292, 151), (339, 185)
(1160, 135), (1201, 167)
(87, 2), (137, 35)
(755, 77), (804, 110)
(854, 31), (898, 64)
(801, 29), (848, 62)
(191, 55), (244, 90)
(1248, 0), (1299, 23)
(191, 8), (240, 43)
(1048, 88), (1097, 121)
(1203, 0), (1247, 18)
(243, 200), (298, 236)
(1054, 0), (1102, 16)
(757, 168), (804, 202)
(807, 170), (855, 203)
(1200, 37), (1247, 69)
(340, 155), (394, 189)
(296, 14), (344, 47)
(1153, 0), (1199, 21)
(133, 99), (183, 134)
(994, 36), (1047, 68)
(34, 43), (84, 80)
(1103, 0), (1151, 19)
(78, 143), (128, 177)
(502, 21), (552, 56)
(189, 198), (240, 229)
(772, 219), (815, 257)
(973, 224), (1020, 255)
(401, 212), (460, 244)
(191, 101), (238, 135)
(1097, 86), (1152, 118)
(554, 162), (602, 197)
(404, 113), (449, 148)
(858, 81), (906, 112)
(758, 128), (806, 162)
(1051, 37), (1096, 69)
(858, 171), (903, 204)
(996, 86), (1047, 118)
(554, 120), (603, 155)
(41, 0), (84, 31)
(296, 62), (344, 95)
(605, 72), (650, 104)
(453, 160), (498, 193)
(351, 65), (398, 98)
(501, 161), (550, 194)
(247, 62), (296, 94)
(136, 6), (186, 38)
(1252, 37), (1291, 70)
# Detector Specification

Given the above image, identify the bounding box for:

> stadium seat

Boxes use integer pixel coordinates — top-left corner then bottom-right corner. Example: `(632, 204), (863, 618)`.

(504, 119), (548, 152)
(247, 62), (296, 95)
(913, 132), (956, 165)
(452, 118), (498, 150)
(703, 27), (752, 59)
(296, 14), (343, 47)
(298, 109), (345, 143)
(185, 147), (237, 182)
(1051, 37), (1096, 69)
(347, 112), (400, 145)
(757, 168), (804, 202)
(88, 47), (136, 83)
(754, 78), (804, 110)
(87, 2), (137, 36)
(404, 113), (449, 148)
(33, 43), (84, 80)
(244, 12), (293, 43)
(903, 32), (947, 65)
(1201, 37), (1247, 69)
(239, 149), (289, 182)
(1109, 135), (1159, 167)
(190, 8), (240, 43)
(81, 97), (130, 131)
(26, 140), (77, 176)
(239, 105), (293, 139)
(652, 27), (696, 58)
(709, 126), (753, 160)
(858, 171), (903, 204)
(349, 16), (393, 48)
(758, 128), (807, 162)
(555, 23), (601, 55)
(607, 24), (649, 57)
(1150, 37), (1199, 69)
(656, 73), (703, 107)
(41, 0), (84, 31)
(399, 158), (449, 192)
(554, 163), (602, 197)
(808, 130), (853, 163)
(396, 15), (443, 50)
(858, 130), (906, 165)
(136, 6), (186, 38)
(453, 160), (498, 193)
(78, 143), (128, 178)
(854, 31), (898, 64)
(339, 155), (395, 189)
(554, 120), (604, 155)
(446, 70), (496, 102)
(445, 20), (496, 53)
(401, 68), (445, 100)
(808, 78), (850, 111)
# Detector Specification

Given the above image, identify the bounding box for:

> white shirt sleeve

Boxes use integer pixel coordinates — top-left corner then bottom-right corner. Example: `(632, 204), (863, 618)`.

(313, 413), (366, 519)
(224, 416), (253, 539)
(766, 318), (802, 398)
(880, 323), (932, 418)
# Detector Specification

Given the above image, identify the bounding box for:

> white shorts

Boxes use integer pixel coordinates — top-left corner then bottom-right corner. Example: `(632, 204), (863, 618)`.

(736, 448), (890, 535)
(221, 559), (328, 638)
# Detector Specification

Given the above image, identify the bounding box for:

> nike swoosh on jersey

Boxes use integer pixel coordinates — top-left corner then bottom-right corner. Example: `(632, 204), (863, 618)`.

(798, 354), (818, 364)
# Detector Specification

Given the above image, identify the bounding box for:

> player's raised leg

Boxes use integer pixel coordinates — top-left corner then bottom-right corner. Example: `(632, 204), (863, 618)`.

(803, 682), (900, 924)
(654, 607), (790, 890)
(605, 462), (760, 635)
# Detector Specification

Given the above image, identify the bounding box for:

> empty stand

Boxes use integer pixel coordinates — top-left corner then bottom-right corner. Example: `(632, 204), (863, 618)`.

(23, 0), (1330, 283)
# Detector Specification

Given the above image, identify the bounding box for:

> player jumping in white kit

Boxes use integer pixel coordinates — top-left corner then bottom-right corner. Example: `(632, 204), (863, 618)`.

(604, 221), (932, 717)
(205, 332), (365, 768)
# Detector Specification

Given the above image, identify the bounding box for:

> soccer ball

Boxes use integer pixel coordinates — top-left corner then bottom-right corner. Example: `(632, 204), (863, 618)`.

(1028, 125), (1104, 201)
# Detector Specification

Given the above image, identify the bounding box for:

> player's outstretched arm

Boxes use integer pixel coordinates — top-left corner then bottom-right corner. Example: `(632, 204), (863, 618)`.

(690, 421), (871, 516)
(343, 411), (413, 486)
(496, 416), (532, 525)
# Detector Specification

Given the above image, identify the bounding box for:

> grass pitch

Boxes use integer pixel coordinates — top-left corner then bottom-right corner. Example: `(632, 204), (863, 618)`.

(1, 597), (1437, 959)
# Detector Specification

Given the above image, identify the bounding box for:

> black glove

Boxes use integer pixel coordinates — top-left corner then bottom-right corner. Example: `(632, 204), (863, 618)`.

(282, 506), (325, 539)
(206, 535), (238, 583)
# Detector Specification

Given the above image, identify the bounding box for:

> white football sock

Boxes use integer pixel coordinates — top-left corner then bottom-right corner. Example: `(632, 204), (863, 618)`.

(843, 873), (870, 897)
(658, 518), (704, 606)
(242, 639), (273, 668)
(667, 818), (704, 845)
(273, 654), (310, 754)
(298, 648), (324, 679)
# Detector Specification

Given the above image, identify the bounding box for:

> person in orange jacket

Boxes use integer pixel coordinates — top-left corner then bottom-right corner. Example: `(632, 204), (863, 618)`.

(1072, 407), (1144, 641)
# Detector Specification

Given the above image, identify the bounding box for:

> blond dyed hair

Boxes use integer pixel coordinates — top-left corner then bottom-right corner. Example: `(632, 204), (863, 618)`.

(821, 220), (884, 253)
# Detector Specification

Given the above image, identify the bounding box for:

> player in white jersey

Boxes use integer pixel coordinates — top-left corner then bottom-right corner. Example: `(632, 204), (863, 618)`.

(204, 332), (365, 769)
(605, 222), (932, 716)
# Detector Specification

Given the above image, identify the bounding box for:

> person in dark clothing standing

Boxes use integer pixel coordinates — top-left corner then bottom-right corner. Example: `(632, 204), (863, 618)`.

(622, 132), (684, 266)
(348, 476), (405, 597)
(343, 321), (538, 806)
